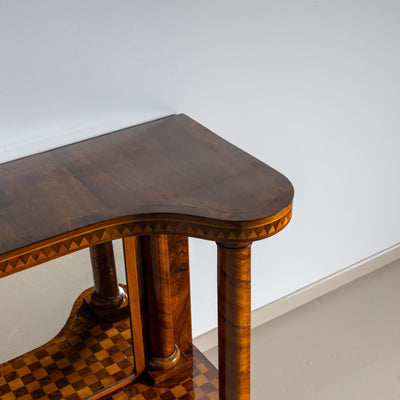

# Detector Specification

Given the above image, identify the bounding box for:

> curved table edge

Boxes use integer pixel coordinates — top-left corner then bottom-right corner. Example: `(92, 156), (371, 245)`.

(0, 202), (292, 278)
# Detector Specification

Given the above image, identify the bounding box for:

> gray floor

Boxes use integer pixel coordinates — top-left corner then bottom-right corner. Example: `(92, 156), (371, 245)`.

(1, 245), (400, 399)
(205, 259), (400, 399)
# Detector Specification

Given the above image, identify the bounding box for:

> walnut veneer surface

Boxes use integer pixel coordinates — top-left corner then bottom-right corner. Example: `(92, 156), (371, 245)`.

(0, 114), (293, 277)
(0, 114), (294, 400)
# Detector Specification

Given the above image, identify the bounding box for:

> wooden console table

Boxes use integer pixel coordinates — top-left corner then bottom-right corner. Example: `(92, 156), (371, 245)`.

(0, 114), (294, 400)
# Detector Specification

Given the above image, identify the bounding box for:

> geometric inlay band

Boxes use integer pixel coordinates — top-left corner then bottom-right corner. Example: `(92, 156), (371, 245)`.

(0, 204), (292, 279)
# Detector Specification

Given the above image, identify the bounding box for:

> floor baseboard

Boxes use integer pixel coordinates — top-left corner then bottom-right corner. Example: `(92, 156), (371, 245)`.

(194, 242), (400, 352)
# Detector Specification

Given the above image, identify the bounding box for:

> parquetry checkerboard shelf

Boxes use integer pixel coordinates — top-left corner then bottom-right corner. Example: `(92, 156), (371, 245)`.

(0, 288), (218, 400)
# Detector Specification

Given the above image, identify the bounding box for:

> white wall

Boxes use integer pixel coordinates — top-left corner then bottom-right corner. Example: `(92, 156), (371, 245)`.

(1, 1), (400, 337)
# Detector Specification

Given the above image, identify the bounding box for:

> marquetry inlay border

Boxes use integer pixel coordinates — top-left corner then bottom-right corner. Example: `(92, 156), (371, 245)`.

(0, 203), (292, 279)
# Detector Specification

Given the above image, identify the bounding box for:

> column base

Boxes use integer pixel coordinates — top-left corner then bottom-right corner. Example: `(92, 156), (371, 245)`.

(83, 285), (129, 322)
(146, 348), (192, 384)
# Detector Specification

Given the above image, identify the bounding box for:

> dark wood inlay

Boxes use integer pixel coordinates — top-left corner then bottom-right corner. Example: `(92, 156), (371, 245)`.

(0, 114), (293, 278)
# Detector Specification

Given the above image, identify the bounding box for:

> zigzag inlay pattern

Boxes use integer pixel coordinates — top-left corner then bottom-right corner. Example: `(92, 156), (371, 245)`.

(0, 207), (292, 279)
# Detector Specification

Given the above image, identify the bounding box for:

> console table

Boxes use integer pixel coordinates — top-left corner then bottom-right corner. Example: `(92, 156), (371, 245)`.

(0, 114), (294, 400)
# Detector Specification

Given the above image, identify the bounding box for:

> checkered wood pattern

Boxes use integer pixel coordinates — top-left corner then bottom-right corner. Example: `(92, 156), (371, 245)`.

(107, 347), (218, 400)
(0, 290), (218, 400)
(0, 205), (292, 279)
(0, 304), (135, 400)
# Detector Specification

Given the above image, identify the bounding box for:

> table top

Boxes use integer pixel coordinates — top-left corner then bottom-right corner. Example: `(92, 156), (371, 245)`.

(0, 114), (293, 274)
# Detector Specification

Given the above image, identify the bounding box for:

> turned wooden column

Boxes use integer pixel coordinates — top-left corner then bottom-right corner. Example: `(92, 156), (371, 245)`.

(217, 242), (252, 400)
(86, 242), (128, 321)
(142, 234), (180, 370)
(89, 242), (122, 309)
(123, 234), (192, 383)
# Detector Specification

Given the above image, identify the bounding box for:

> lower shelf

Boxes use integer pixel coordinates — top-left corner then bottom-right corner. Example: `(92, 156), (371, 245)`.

(0, 288), (218, 400)
(109, 347), (218, 400)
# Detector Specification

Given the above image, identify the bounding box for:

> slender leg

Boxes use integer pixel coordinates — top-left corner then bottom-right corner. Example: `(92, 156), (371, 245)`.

(129, 234), (192, 383)
(81, 239), (145, 399)
(217, 242), (252, 400)
(168, 235), (192, 352)
(85, 242), (128, 321)
(89, 242), (124, 309)
(142, 234), (180, 369)
(123, 236), (146, 376)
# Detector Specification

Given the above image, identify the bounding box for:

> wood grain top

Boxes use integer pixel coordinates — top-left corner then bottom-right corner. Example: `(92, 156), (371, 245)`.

(0, 114), (293, 257)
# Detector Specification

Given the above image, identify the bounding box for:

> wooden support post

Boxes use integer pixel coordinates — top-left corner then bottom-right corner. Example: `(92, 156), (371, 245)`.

(143, 235), (180, 368)
(123, 236), (146, 377)
(132, 234), (191, 383)
(217, 242), (252, 400)
(84, 242), (128, 321)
